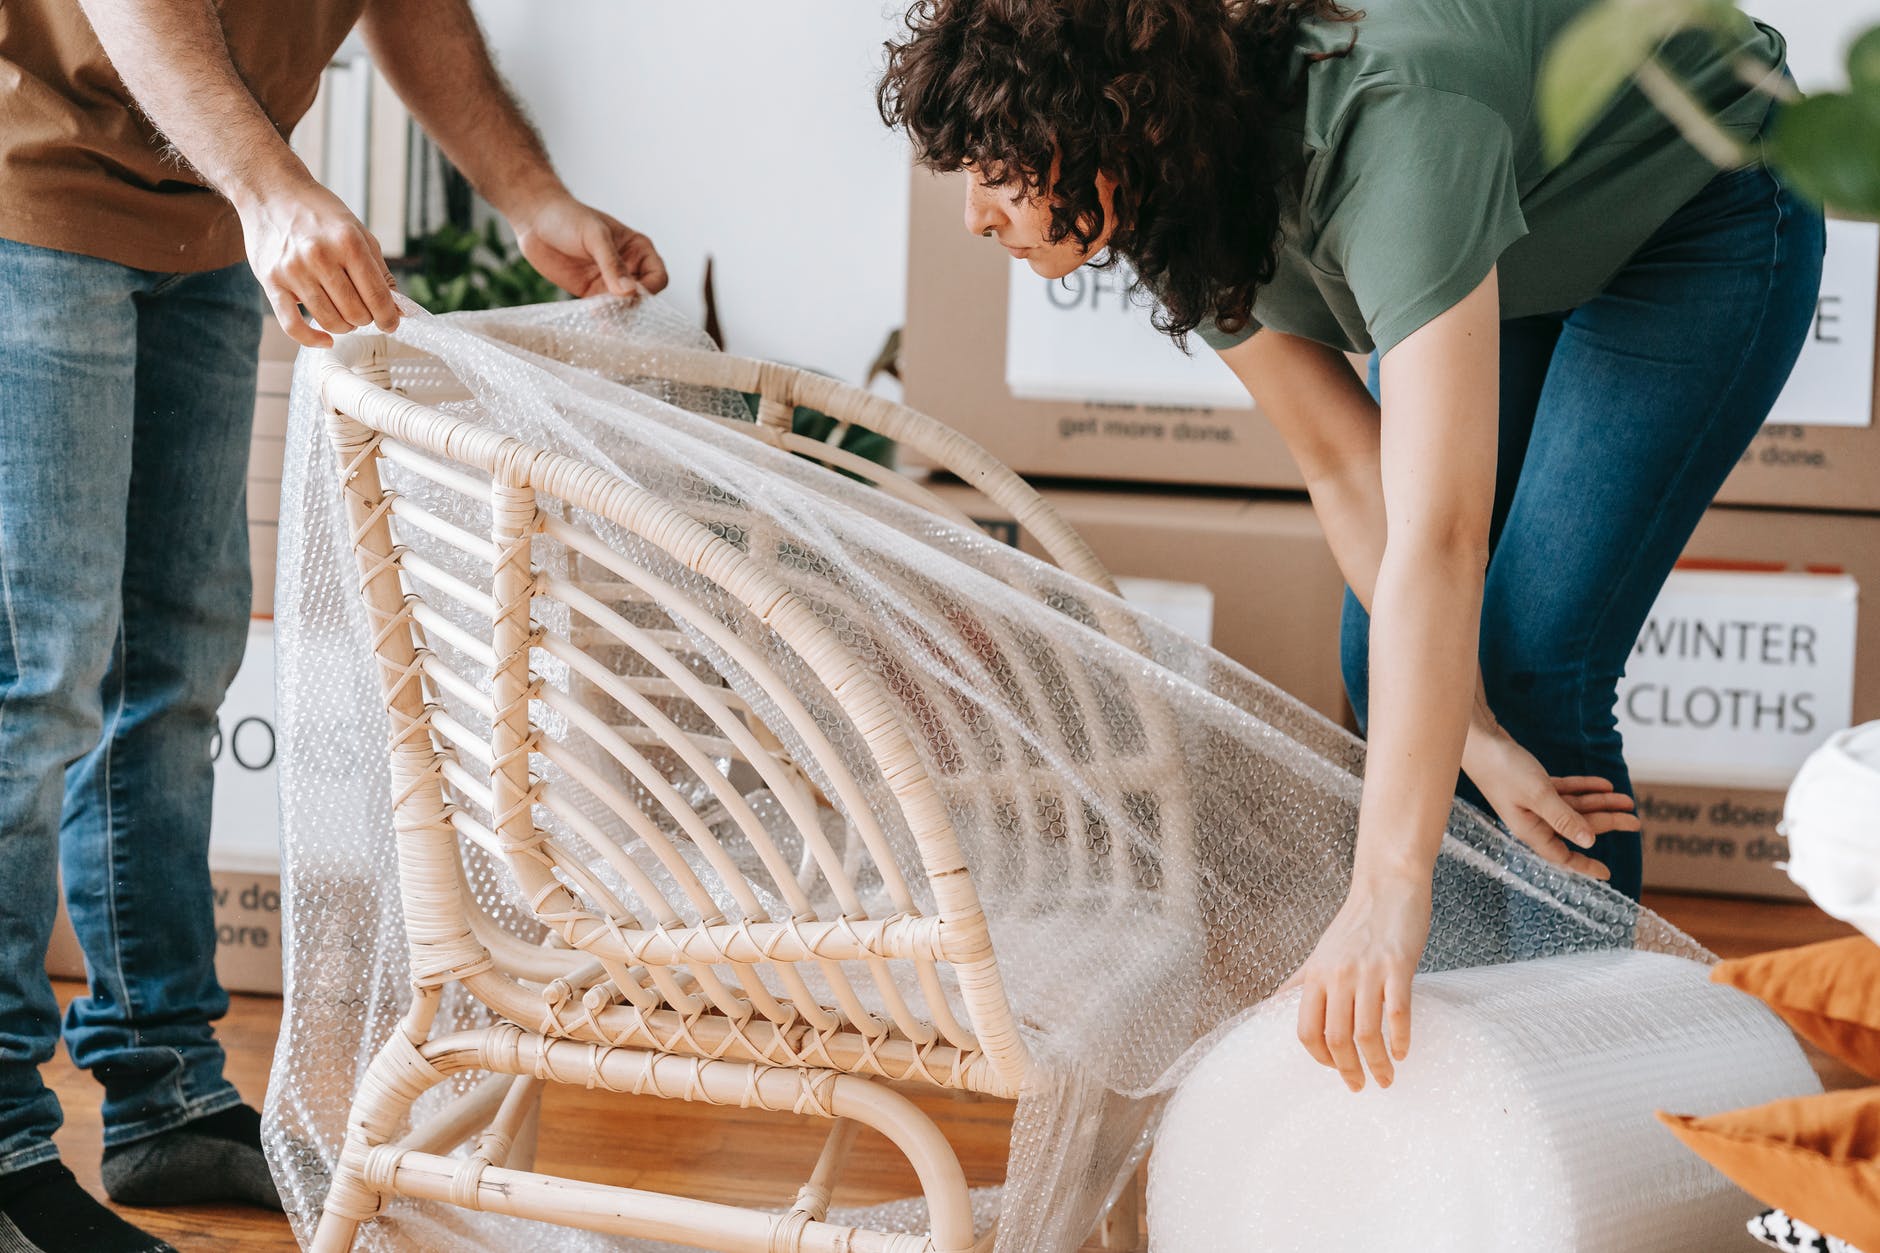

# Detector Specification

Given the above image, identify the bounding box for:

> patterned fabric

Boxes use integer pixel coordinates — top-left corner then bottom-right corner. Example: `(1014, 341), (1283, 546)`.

(1749, 1209), (1864, 1253)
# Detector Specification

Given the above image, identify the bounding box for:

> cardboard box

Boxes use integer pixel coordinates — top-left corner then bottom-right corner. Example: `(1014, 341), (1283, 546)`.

(1634, 506), (1878, 899)
(904, 168), (1304, 491)
(920, 477), (1351, 724)
(45, 867), (284, 997)
(47, 623), (284, 993)
(908, 169), (1880, 509)
(249, 358), (291, 619)
(1713, 220), (1880, 512)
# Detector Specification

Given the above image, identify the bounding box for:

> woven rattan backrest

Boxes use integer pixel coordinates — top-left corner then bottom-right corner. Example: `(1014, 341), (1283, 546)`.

(463, 317), (1118, 595)
(316, 338), (1030, 1095)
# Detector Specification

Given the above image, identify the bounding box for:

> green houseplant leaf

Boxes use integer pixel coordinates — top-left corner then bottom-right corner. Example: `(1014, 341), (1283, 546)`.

(1539, 0), (1748, 162)
(1766, 91), (1880, 217)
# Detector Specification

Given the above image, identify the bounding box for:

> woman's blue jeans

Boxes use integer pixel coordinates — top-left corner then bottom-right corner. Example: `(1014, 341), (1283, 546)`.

(1342, 154), (1827, 903)
(0, 238), (259, 1174)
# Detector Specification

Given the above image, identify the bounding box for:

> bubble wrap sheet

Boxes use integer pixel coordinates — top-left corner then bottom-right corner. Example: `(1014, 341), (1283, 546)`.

(1151, 951), (1821, 1251)
(263, 296), (1712, 1252)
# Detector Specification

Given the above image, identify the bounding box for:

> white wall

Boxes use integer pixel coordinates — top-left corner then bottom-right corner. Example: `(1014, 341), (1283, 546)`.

(1742, 0), (1871, 92)
(471, 2), (913, 384)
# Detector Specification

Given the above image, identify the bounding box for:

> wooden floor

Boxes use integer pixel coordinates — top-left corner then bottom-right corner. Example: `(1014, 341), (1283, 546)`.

(46, 891), (1859, 1252)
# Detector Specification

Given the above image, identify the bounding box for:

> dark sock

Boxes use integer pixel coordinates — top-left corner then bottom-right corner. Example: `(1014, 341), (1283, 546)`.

(101, 1103), (282, 1212)
(0, 1161), (175, 1253)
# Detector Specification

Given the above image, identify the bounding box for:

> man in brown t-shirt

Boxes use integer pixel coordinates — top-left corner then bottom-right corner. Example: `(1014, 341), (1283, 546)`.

(0, 3), (664, 1249)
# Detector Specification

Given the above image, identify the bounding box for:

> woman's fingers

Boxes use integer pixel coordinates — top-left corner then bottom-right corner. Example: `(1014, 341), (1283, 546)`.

(1533, 787), (1597, 849)
(1524, 831), (1613, 880)
(1579, 808), (1643, 836)
(1385, 969), (1413, 1061)
(1549, 775), (1617, 795)
(1295, 983), (1335, 1069)
(1565, 790), (1637, 814)
(1353, 976), (1393, 1088)
(1322, 985), (1365, 1092)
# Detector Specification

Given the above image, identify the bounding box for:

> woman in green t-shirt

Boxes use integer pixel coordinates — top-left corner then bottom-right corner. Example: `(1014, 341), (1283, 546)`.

(880, 0), (1823, 1092)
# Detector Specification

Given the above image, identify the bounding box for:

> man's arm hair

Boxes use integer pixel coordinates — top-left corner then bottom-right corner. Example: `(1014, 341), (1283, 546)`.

(77, 0), (313, 208)
(360, 0), (566, 219)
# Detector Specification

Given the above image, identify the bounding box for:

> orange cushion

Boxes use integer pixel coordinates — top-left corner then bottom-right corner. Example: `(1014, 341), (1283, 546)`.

(1659, 1088), (1880, 1251)
(1713, 936), (1880, 1081)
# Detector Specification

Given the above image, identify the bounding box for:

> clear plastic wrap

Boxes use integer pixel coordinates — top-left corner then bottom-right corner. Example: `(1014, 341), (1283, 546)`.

(263, 295), (1712, 1252)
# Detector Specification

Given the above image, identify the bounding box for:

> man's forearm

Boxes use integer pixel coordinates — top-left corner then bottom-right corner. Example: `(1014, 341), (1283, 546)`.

(77, 0), (313, 209)
(360, 0), (564, 219)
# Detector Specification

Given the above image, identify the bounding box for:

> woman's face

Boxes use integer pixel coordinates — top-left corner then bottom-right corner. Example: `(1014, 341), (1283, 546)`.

(962, 163), (1118, 280)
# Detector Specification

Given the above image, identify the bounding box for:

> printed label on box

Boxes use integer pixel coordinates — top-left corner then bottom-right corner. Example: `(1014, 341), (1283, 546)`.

(1115, 575), (1216, 647)
(1005, 259), (1253, 409)
(1763, 219), (1877, 430)
(211, 622), (279, 871)
(1617, 569), (1858, 790)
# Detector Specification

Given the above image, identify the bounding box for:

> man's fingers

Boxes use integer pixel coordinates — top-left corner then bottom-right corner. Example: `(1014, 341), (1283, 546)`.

(1384, 970), (1413, 1062)
(585, 221), (633, 296)
(321, 269), (375, 335)
(266, 286), (329, 349)
(344, 253), (401, 333)
(626, 233), (669, 294)
(290, 274), (353, 337)
(1353, 978), (1393, 1089)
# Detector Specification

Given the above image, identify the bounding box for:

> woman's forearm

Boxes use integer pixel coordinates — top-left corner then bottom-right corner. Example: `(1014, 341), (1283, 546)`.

(1354, 542), (1488, 883)
(75, 0), (316, 210)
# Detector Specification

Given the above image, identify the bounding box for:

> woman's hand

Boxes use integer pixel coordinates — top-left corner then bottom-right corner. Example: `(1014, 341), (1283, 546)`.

(514, 195), (669, 300)
(1283, 870), (1432, 1092)
(1462, 724), (1636, 881)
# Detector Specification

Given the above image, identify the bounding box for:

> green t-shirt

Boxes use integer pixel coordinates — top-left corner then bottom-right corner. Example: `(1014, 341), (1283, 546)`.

(1199, 0), (1786, 357)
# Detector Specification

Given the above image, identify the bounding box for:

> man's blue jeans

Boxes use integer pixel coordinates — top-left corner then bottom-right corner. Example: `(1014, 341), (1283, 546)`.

(0, 237), (259, 1174)
(1341, 154), (1828, 902)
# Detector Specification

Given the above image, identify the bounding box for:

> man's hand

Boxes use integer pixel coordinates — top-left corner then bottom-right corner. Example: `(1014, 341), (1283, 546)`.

(238, 180), (400, 348)
(514, 195), (669, 300)
(1462, 722), (1635, 880)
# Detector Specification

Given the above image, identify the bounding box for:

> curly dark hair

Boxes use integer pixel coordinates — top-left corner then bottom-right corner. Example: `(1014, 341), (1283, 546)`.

(879, 0), (1359, 345)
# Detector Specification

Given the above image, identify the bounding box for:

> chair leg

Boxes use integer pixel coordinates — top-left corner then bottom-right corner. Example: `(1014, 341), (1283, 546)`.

(507, 1084), (544, 1172)
(1095, 1160), (1146, 1251)
(310, 1017), (456, 1252)
(308, 1207), (365, 1253)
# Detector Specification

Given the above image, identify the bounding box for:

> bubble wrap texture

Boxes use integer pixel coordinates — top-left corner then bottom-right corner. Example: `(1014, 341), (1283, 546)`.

(1150, 952), (1819, 1252)
(263, 295), (1713, 1252)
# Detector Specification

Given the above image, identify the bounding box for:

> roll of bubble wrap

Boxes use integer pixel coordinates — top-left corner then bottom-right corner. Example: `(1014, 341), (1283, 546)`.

(1149, 951), (1821, 1252)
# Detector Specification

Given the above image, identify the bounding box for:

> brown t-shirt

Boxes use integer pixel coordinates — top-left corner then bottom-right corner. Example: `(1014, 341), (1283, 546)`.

(0, 0), (366, 272)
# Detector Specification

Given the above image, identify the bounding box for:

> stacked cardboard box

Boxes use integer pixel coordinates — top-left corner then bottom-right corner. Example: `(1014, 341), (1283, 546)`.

(919, 480), (1352, 724)
(906, 164), (1880, 901)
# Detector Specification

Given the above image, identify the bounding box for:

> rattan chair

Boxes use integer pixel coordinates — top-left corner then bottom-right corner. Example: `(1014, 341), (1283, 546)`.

(304, 328), (1151, 1253)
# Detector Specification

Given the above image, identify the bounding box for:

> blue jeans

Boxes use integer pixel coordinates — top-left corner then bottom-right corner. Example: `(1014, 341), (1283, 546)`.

(0, 237), (259, 1173)
(1341, 153), (1826, 902)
